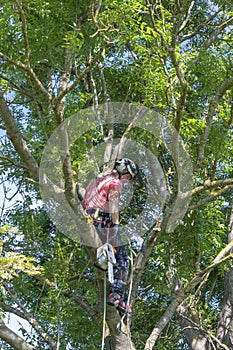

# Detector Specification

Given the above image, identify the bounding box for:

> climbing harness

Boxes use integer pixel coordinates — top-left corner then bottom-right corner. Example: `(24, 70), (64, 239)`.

(96, 222), (116, 283)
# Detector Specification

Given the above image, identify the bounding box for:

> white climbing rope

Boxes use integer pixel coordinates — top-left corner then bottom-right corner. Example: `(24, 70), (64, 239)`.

(101, 271), (107, 350)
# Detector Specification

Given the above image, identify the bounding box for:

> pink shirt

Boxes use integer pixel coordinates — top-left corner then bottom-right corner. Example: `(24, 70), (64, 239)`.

(83, 174), (122, 213)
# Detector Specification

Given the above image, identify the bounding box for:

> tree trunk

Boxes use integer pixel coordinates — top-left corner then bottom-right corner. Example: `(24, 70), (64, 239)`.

(105, 305), (136, 350)
(216, 272), (233, 349)
(177, 302), (214, 350)
(216, 205), (233, 349)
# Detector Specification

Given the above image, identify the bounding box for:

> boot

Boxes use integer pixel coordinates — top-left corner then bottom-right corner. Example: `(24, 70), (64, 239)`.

(107, 293), (122, 307)
(107, 293), (131, 313)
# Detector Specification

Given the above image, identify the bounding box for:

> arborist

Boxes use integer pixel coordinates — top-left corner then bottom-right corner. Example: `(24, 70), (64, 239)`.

(83, 158), (138, 312)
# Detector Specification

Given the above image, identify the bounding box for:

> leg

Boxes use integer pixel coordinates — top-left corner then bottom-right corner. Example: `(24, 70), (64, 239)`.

(107, 245), (130, 311)
(110, 245), (128, 295)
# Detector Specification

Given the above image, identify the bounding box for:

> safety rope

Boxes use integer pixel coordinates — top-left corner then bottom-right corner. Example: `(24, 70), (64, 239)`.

(101, 271), (107, 350)
(106, 222), (110, 244)
(101, 222), (111, 349)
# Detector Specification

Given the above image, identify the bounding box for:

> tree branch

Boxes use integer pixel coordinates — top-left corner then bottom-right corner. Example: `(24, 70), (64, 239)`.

(55, 47), (105, 104)
(177, 307), (230, 350)
(3, 283), (57, 349)
(131, 222), (164, 304)
(0, 318), (36, 350)
(0, 302), (25, 320)
(147, 0), (170, 51)
(181, 5), (224, 42)
(195, 16), (233, 62)
(187, 178), (233, 198)
(0, 155), (27, 170)
(178, 1), (195, 33)
(13, 0), (31, 64)
(195, 77), (233, 171)
(0, 53), (51, 102)
(0, 93), (39, 182)
(144, 241), (233, 349)
(188, 185), (233, 210)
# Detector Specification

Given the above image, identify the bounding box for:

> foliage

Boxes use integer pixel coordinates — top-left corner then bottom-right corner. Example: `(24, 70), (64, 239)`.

(0, 0), (233, 349)
(0, 225), (43, 281)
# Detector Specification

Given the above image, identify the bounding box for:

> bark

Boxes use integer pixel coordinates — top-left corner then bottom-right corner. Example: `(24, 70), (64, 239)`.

(177, 302), (213, 350)
(0, 93), (39, 182)
(2, 283), (57, 349)
(216, 277), (233, 349)
(176, 205), (233, 350)
(144, 241), (233, 349)
(105, 305), (136, 350)
(216, 205), (233, 349)
(93, 267), (136, 350)
(0, 318), (36, 350)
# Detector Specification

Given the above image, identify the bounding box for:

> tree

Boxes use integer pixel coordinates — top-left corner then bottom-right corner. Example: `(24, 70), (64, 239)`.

(0, 0), (233, 349)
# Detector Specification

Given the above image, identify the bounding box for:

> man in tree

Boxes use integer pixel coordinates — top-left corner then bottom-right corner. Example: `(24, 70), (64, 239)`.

(83, 158), (138, 312)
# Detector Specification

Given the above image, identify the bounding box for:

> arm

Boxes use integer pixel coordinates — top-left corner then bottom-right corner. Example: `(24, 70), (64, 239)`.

(108, 189), (120, 224)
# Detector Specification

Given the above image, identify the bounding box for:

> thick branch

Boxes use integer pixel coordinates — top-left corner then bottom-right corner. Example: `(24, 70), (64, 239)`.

(144, 241), (233, 349)
(3, 283), (57, 349)
(131, 224), (163, 303)
(216, 204), (233, 349)
(0, 302), (25, 320)
(55, 47), (105, 104)
(186, 178), (233, 199)
(0, 93), (39, 182)
(0, 53), (51, 102)
(177, 303), (228, 350)
(189, 185), (233, 210)
(0, 318), (36, 350)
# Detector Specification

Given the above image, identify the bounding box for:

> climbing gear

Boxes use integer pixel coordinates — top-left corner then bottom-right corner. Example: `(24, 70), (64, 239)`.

(94, 259), (108, 272)
(114, 158), (138, 179)
(96, 243), (116, 283)
(88, 207), (133, 340)
(86, 208), (112, 223)
(88, 209), (117, 281)
(101, 272), (107, 350)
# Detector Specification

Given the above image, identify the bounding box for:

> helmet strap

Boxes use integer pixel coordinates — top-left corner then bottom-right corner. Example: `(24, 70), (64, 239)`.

(118, 171), (122, 179)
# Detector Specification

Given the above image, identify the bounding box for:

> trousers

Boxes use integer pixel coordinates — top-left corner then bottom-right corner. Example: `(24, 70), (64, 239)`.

(89, 215), (129, 297)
